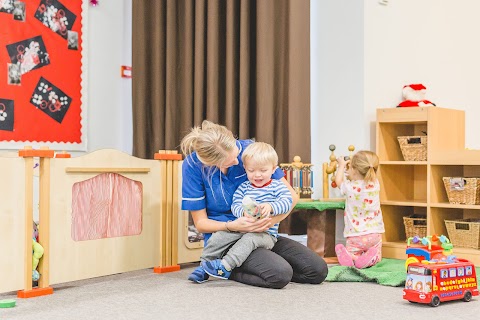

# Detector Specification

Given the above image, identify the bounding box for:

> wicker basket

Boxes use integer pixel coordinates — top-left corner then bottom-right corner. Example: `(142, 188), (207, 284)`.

(445, 219), (480, 249)
(397, 136), (427, 161)
(443, 177), (480, 205)
(403, 215), (427, 238)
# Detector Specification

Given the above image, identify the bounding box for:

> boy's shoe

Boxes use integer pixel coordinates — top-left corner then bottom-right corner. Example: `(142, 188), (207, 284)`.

(201, 259), (231, 280)
(354, 247), (379, 269)
(187, 266), (209, 283)
(335, 244), (354, 267)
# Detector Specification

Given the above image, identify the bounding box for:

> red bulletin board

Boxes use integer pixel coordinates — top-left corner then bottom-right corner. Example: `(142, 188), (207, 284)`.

(0, 0), (86, 150)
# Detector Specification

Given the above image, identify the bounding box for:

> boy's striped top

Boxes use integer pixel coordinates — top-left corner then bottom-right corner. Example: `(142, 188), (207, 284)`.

(231, 179), (293, 237)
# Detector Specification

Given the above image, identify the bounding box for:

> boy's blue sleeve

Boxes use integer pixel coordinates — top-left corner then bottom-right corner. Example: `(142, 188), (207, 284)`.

(269, 182), (293, 215)
(231, 183), (246, 218)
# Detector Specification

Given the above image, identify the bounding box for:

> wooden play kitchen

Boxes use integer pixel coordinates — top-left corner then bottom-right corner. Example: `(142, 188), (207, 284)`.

(376, 107), (480, 264)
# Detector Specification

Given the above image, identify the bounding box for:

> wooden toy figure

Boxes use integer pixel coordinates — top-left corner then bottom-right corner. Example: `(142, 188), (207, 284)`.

(322, 144), (355, 198)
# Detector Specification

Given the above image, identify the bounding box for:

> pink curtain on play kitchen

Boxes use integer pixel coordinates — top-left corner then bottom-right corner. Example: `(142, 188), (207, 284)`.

(71, 173), (143, 241)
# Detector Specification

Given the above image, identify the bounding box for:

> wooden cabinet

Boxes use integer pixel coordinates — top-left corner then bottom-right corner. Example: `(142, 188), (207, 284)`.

(376, 107), (480, 264)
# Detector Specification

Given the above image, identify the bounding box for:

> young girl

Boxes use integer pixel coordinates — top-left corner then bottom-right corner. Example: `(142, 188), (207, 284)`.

(334, 150), (384, 269)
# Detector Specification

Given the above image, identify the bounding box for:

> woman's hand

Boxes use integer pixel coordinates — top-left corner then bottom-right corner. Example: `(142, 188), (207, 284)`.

(229, 215), (272, 233)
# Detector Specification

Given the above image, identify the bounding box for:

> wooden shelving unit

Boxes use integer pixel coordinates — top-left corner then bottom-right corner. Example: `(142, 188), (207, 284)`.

(376, 107), (480, 265)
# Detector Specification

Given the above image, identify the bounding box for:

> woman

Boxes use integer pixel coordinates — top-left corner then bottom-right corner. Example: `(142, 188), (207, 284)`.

(181, 120), (328, 289)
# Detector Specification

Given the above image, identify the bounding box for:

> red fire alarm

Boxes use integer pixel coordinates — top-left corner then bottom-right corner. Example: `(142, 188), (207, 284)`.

(121, 66), (132, 78)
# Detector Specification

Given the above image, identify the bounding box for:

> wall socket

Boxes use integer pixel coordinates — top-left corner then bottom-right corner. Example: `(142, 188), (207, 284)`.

(379, 0), (389, 5)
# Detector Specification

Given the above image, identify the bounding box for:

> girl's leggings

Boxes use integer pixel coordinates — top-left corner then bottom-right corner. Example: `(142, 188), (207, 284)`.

(346, 233), (382, 266)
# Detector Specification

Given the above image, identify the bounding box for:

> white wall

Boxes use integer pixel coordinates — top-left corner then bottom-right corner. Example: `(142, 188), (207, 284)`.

(364, 0), (480, 151)
(312, 0), (480, 200)
(83, 0), (132, 155)
(311, 0), (364, 200)
(311, 0), (480, 242)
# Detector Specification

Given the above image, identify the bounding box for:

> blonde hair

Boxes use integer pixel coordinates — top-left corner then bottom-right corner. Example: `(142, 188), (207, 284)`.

(350, 150), (379, 183)
(180, 120), (237, 166)
(242, 142), (278, 167)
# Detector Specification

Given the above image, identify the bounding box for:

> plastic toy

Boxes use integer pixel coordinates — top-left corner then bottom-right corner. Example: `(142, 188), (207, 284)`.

(32, 221), (44, 282)
(0, 299), (16, 308)
(404, 234), (479, 306)
(403, 259), (478, 307)
(322, 144), (355, 198)
(405, 234), (454, 270)
(241, 196), (262, 219)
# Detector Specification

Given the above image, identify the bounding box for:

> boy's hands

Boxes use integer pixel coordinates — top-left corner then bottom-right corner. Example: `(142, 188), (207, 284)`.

(242, 202), (272, 219)
(258, 203), (273, 218)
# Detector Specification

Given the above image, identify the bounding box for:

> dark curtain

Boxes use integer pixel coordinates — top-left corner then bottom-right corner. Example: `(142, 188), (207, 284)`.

(132, 0), (310, 164)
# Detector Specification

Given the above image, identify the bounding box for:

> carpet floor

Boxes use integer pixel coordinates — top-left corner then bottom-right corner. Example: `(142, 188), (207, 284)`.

(1, 263), (479, 320)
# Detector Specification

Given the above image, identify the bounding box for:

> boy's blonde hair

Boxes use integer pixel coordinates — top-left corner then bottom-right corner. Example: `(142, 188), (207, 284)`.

(350, 150), (379, 183)
(180, 120), (237, 166)
(242, 142), (278, 167)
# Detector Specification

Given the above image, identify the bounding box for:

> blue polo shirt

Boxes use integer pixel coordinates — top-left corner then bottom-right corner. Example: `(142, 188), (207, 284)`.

(181, 139), (285, 243)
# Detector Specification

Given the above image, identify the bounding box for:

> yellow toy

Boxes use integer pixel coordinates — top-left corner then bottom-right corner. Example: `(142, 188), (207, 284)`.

(322, 144), (355, 198)
(32, 221), (44, 282)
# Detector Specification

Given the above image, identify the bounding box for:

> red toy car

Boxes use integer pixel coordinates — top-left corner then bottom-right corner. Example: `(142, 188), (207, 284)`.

(403, 259), (478, 307)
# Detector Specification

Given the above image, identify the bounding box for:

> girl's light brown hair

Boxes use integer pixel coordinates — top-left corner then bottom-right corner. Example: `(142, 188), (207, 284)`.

(350, 150), (379, 183)
(180, 120), (237, 167)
